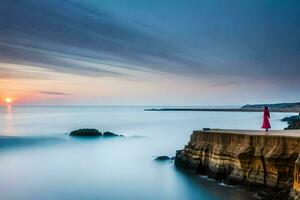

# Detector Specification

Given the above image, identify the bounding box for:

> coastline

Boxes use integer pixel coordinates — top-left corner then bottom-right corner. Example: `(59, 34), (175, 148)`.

(175, 129), (300, 200)
(144, 108), (300, 113)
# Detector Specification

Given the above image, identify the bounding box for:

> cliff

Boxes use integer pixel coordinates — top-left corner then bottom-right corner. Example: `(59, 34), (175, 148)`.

(175, 129), (300, 199)
(242, 102), (300, 112)
(287, 121), (300, 130)
(283, 114), (300, 130)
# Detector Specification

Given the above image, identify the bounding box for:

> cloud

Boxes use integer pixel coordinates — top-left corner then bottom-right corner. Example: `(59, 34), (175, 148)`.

(38, 91), (69, 96)
(0, 65), (52, 79)
(0, 0), (205, 79)
(0, 0), (299, 86)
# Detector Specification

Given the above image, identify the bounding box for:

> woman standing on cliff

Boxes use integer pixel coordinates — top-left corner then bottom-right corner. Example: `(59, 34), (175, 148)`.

(262, 106), (271, 131)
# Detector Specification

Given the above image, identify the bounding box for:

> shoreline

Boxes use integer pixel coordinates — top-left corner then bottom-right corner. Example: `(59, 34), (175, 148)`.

(175, 129), (300, 200)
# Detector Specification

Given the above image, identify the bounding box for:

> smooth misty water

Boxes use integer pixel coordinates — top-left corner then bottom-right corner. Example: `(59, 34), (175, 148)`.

(0, 106), (292, 200)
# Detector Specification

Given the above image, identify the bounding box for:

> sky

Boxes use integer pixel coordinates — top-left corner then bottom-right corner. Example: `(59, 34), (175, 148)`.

(0, 0), (299, 106)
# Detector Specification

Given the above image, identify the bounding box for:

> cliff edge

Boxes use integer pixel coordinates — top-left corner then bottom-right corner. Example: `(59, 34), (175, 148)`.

(242, 102), (300, 112)
(175, 129), (300, 199)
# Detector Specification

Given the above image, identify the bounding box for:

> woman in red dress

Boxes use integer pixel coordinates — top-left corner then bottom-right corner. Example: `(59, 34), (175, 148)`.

(262, 106), (271, 131)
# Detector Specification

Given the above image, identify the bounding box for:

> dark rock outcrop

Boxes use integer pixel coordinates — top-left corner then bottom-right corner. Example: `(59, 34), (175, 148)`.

(69, 129), (124, 137)
(291, 155), (300, 200)
(286, 120), (300, 130)
(103, 131), (120, 137)
(282, 115), (300, 122)
(283, 114), (300, 130)
(70, 129), (102, 137)
(175, 130), (300, 200)
(154, 156), (175, 161)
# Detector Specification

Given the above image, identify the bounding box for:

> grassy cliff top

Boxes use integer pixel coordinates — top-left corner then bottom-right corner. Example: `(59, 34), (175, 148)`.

(241, 102), (300, 110)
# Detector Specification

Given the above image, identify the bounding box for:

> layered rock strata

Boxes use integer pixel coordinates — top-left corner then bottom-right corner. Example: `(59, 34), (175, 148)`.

(175, 129), (300, 199)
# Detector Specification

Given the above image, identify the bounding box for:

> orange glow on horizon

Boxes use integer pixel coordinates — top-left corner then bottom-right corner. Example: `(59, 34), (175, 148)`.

(4, 98), (13, 104)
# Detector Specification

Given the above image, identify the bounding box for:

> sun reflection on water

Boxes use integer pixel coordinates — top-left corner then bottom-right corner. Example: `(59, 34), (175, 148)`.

(4, 104), (14, 135)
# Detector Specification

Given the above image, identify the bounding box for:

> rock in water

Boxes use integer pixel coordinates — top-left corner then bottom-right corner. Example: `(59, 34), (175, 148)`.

(283, 114), (300, 129)
(154, 156), (175, 161)
(70, 129), (102, 137)
(103, 131), (119, 137)
(282, 115), (300, 122)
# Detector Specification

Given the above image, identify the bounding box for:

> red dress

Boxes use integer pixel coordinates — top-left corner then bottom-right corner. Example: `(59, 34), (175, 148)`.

(262, 109), (271, 129)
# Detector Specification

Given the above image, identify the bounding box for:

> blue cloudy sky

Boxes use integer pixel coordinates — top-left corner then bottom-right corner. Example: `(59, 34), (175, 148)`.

(0, 0), (299, 105)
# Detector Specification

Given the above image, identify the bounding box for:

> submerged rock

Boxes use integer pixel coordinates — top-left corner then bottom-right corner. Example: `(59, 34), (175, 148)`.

(70, 129), (102, 137)
(154, 156), (175, 161)
(103, 131), (121, 137)
(70, 129), (124, 137)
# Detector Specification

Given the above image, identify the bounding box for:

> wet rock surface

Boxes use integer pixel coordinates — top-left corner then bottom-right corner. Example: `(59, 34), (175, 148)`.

(154, 156), (175, 161)
(70, 129), (102, 137)
(70, 129), (123, 137)
(103, 131), (121, 137)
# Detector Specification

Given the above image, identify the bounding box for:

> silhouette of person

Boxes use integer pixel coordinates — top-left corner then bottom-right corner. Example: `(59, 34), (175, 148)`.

(262, 106), (271, 131)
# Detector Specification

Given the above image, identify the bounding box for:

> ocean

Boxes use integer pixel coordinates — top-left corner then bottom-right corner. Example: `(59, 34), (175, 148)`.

(0, 106), (291, 200)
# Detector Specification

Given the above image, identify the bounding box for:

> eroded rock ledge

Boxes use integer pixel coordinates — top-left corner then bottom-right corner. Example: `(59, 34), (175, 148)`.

(175, 129), (300, 200)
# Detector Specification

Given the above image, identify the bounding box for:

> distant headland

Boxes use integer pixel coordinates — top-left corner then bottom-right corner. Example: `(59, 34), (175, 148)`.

(144, 102), (300, 113)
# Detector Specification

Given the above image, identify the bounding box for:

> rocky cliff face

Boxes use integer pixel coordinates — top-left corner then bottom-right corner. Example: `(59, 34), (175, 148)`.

(283, 114), (300, 130)
(175, 130), (300, 199)
(286, 120), (300, 130)
(291, 155), (300, 200)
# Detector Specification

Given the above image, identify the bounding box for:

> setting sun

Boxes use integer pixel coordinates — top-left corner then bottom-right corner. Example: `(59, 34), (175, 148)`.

(4, 98), (13, 104)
